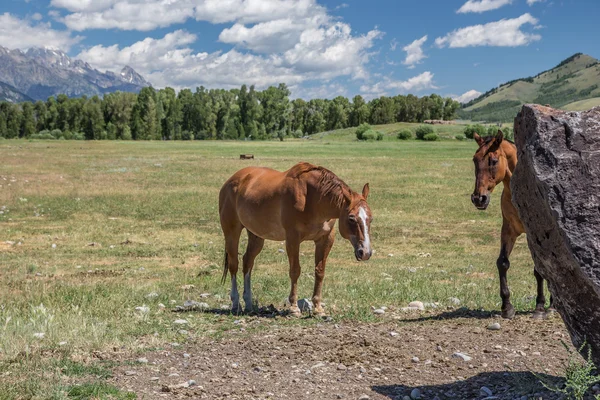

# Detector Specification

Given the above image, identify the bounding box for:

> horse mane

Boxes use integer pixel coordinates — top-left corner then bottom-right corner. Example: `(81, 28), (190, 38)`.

(287, 162), (351, 208)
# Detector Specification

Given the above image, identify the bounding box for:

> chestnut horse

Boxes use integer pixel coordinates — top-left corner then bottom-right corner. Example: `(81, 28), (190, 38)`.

(471, 131), (552, 319)
(219, 162), (373, 315)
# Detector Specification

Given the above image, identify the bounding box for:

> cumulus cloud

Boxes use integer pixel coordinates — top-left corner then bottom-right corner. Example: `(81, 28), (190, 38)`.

(435, 13), (541, 48)
(453, 89), (482, 103)
(360, 71), (437, 97)
(76, 25), (380, 91)
(402, 35), (427, 69)
(527, 0), (544, 5)
(0, 13), (82, 51)
(457, 0), (513, 13)
(53, 0), (321, 31)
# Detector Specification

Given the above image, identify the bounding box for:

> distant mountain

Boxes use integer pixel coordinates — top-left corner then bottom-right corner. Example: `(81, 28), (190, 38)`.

(0, 46), (151, 101)
(459, 53), (600, 122)
(0, 81), (33, 103)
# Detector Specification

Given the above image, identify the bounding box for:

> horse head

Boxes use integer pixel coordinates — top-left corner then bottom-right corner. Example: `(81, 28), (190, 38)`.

(338, 183), (373, 261)
(471, 130), (509, 210)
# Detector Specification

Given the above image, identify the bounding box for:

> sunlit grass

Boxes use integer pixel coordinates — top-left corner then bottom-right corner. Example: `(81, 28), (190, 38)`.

(0, 132), (540, 397)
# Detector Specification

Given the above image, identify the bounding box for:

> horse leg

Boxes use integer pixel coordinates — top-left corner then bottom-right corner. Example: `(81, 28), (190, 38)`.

(545, 293), (557, 318)
(497, 222), (518, 319)
(242, 231), (264, 313)
(532, 269), (546, 320)
(286, 233), (302, 316)
(224, 225), (243, 314)
(312, 229), (335, 316)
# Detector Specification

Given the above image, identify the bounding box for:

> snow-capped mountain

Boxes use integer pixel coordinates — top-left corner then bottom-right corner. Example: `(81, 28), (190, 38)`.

(0, 46), (151, 101)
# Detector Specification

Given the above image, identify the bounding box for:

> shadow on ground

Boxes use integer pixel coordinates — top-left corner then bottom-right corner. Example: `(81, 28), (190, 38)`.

(396, 307), (533, 322)
(372, 371), (565, 400)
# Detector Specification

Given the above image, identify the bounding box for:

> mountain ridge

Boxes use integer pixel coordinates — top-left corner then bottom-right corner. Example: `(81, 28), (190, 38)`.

(0, 46), (151, 102)
(459, 53), (600, 121)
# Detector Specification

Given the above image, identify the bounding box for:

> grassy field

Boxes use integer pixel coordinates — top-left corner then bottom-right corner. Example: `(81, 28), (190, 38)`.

(0, 129), (542, 398)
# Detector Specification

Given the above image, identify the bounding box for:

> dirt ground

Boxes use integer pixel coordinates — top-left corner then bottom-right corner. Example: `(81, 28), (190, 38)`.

(107, 308), (595, 400)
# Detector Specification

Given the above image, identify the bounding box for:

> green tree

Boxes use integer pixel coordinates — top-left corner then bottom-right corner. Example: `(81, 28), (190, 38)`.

(20, 102), (36, 138)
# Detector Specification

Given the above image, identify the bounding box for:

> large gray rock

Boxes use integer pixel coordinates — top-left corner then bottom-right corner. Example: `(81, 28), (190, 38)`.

(512, 104), (600, 365)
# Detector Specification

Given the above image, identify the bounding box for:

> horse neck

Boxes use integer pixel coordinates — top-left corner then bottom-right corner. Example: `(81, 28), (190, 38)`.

(316, 188), (351, 220)
(500, 141), (518, 189)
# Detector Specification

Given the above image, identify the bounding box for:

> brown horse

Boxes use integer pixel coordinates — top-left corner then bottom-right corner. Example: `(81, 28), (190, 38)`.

(471, 131), (552, 319)
(219, 162), (373, 315)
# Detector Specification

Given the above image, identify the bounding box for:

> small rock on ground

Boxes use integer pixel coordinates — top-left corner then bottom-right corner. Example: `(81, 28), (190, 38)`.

(452, 352), (472, 362)
(487, 323), (501, 331)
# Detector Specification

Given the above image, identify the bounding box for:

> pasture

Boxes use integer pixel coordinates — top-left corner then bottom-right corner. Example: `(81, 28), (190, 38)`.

(0, 132), (572, 399)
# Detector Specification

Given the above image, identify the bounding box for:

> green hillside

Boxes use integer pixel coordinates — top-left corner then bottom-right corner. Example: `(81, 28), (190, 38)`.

(562, 96), (600, 111)
(459, 53), (600, 122)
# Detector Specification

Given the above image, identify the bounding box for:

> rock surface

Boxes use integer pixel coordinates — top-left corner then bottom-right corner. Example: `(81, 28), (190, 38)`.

(512, 104), (600, 365)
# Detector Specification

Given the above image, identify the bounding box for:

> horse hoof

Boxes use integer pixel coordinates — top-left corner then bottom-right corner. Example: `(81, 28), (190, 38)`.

(231, 305), (243, 315)
(532, 311), (545, 320)
(288, 307), (302, 318)
(501, 307), (516, 319)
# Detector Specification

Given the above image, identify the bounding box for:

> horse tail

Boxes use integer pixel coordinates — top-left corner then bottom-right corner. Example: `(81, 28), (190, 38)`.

(221, 251), (229, 284)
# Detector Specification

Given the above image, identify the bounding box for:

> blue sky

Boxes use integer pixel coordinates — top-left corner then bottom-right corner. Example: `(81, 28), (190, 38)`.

(1, 0), (598, 101)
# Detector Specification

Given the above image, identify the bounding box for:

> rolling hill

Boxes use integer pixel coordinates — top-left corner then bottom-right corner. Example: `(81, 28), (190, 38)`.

(459, 53), (600, 122)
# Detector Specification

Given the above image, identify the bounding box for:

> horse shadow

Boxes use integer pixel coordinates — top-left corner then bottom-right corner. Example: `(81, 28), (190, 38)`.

(172, 303), (322, 320)
(396, 307), (533, 322)
(372, 370), (566, 399)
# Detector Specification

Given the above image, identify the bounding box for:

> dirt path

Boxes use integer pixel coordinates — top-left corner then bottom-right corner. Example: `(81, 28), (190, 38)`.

(110, 312), (582, 400)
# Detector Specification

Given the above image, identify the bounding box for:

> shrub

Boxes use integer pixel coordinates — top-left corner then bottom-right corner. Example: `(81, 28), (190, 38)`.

(50, 129), (62, 139)
(415, 125), (434, 140)
(355, 123), (372, 140)
(361, 130), (377, 141)
(293, 129), (303, 138)
(121, 126), (132, 140)
(455, 134), (466, 141)
(422, 132), (439, 141)
(72, 132), (85, 140)
(30, 132), (56, 140)
(62, 131), (73, 140)
(396, 129), (412, 140)
(463, 124), (487, 139)
(361, 130), (384, 141)
(181, 130), (194, 141)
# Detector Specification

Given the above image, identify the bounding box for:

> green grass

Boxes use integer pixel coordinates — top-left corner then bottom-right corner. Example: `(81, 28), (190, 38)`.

(0, 131), (542, 397)
(562, 96), (600, 111)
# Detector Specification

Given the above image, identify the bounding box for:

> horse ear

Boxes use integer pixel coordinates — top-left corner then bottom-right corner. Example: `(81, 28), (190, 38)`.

(473, 133), (484, 146)
(496, 130), (504, 144)
(362, 183), (370, 200)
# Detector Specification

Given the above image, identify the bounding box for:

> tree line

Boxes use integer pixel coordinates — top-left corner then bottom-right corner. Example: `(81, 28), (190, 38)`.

(0, 84), (461, 140)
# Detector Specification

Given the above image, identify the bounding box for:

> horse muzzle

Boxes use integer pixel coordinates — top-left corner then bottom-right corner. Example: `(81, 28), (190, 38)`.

(355, 246), (372, 261)
(471, 193), (490, 210)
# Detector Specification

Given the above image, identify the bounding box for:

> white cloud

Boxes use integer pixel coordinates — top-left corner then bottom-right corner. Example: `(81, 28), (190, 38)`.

(76, 25), (381, 91)
(390, 38), (398, 51)
(527, 0), (544, 5)
(402, 35), (427, 69)
(457, 0), (513, 13)
(435, 13), (541, 48)
(453, 89), (482, 103)
(32, 13), (43, 21)
(54, 0), (322, 31)
(360, 71), (436, 97)
(0, 13), (82, 52)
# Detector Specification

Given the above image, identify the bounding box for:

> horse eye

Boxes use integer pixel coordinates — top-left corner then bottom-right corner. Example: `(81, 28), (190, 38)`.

(489, 157), (498, 166)
(348, 215), (357, 223)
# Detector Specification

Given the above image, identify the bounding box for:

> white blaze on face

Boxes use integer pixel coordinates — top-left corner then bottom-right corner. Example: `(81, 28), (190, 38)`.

(358, 207), (371, 253)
